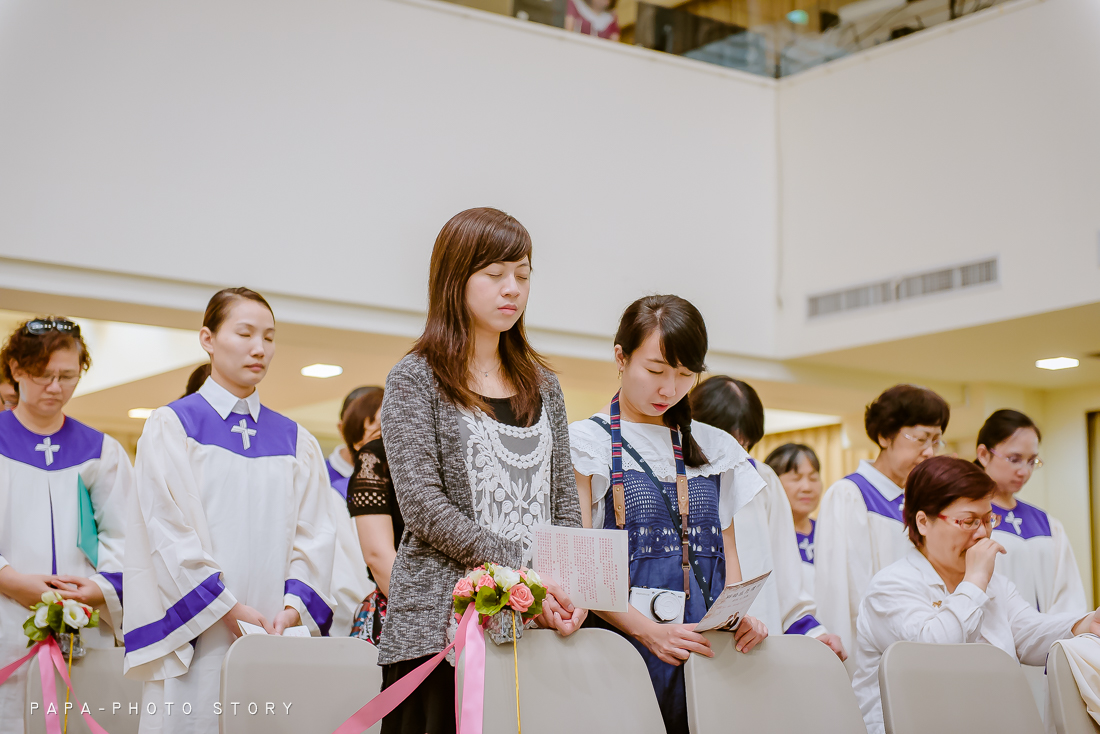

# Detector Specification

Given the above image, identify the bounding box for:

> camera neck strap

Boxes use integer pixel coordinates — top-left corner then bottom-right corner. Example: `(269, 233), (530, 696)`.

(602, 391), (694, 600)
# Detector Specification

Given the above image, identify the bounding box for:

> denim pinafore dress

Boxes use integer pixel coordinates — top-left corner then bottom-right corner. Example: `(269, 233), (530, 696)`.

(590, 416), (725, 734)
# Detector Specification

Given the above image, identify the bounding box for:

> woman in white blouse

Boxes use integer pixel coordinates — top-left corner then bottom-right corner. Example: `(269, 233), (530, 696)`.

(853, 456), (1100, 734)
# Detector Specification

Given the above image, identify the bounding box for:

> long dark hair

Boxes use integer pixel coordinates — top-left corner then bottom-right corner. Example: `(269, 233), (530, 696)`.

(975, 409), (1041, 467)
(412, 208), (548, 427)
(615, 295), (708, 467)
(689, 376), (765, 451)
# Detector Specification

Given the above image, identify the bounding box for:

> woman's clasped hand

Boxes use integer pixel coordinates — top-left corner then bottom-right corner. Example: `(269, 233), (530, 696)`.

(533, 579), (588, 635)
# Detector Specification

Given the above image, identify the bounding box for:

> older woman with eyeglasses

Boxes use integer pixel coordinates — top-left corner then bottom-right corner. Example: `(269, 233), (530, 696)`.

(976, 410), (1086, 615)
(852, 457), (1100, 734)
(815, 384), (951, 663)
(0, 317), (131, 734)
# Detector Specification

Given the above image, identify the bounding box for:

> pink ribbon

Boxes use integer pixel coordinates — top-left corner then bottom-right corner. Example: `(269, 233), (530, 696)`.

(332, 604), (487, 734)
(0, 637), (112, 734)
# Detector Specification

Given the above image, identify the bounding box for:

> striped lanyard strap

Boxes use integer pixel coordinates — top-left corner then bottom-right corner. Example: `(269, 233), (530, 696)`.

(609, 390), (693, 597)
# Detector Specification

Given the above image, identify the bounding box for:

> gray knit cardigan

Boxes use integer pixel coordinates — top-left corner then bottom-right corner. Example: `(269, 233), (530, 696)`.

(377, 352), (582, 665)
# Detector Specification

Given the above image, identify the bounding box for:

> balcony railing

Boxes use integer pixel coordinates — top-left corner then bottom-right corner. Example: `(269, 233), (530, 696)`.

(445, 0), (1012, 77)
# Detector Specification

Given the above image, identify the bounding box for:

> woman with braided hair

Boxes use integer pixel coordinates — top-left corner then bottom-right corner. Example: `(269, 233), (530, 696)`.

(570, 294), (768, 734)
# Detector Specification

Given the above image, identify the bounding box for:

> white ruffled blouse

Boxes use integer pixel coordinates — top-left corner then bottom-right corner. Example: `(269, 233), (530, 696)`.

(569, 416), (764, 530)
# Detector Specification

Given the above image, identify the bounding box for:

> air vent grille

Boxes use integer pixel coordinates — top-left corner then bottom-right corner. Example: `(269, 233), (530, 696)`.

(807, 258), (998, 319)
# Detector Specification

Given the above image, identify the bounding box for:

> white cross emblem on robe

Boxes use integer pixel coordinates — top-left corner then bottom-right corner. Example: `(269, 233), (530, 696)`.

(799, 536), (815, 561)
(35, 437), (60, 466)
(231, 419), (257, 450)
(1004, 511), (1023, 535)
(898, 500), (905, 516)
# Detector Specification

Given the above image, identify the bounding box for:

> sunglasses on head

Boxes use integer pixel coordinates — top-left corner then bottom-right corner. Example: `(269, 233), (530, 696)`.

(24, 319), (81, 337)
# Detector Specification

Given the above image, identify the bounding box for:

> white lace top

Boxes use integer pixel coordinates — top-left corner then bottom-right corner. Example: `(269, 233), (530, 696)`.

(569, 416), (765, 530)
(458, 404), (552, 566)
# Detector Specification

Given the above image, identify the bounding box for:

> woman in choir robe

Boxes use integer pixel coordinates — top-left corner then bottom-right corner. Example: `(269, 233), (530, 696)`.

(327, 386), (378, 499)
(852, 457), (1100, 734)
(0, 317), (131, 734)
(123, 288), (336, 734)
(764, 443), (823, 601)
(977, 410), (1085, 613)
(378, 208), (584, 734)
(814, 384), (950, 661)
(570, 296), (768, 734)
(690, 377), (845, 661)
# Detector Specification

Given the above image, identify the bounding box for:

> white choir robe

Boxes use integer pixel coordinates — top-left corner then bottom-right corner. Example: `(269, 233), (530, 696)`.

(852, 549), (1085, 734)
(325, 448), (374, 638)
(992, 497), (1087, 722)
(991, 499), (1087, 614)
(743, 460), (826, 638)
(815, 460), (914, 660)
(123, 380), (336, 734)
(325, 447), (353, 500)
(0, 411), (131, 734)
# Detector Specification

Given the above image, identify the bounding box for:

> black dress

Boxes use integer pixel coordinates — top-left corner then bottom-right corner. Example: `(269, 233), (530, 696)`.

(347, 437), (404, 553)
(346, 439), (402, 647)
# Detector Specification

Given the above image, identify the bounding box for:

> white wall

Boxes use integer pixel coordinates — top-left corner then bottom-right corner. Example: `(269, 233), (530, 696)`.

(0, 0), (778, 359)
(776, 0), (1100, 357)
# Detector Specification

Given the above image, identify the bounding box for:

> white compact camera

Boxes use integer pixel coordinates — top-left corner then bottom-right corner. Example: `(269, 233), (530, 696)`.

(629, 587), (686, 625)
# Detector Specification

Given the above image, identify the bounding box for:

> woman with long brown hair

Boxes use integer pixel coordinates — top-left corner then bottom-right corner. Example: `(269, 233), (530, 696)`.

(378, 208), (584, 734)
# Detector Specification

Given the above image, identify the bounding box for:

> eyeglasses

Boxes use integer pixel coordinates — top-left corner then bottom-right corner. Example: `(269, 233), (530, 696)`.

(23, 319), (81, 337)
(989, 448), (1043, 470)
(938, 513), (1002, 531)
(28, 371), (81, 387)
(902, 432), (947, 453)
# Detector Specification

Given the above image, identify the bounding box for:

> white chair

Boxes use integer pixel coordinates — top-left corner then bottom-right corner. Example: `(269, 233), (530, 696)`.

(684, 632), (865, 733)
(879, 641), (1043, 734)
(1048, 640), (1100, 734)
(458, 628), (665, 734)
(24, 646), (142, 734)
(219, 635), (381, 734)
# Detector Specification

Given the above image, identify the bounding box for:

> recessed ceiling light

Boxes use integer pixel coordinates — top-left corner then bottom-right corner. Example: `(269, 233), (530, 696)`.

(301, 364), (343, 379)
(1035, 357), (1079, 371)
(128, 408), (155, 419)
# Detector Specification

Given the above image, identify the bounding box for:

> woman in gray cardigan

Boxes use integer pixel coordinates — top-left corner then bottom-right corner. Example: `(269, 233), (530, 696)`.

(378, 207), (584, 734)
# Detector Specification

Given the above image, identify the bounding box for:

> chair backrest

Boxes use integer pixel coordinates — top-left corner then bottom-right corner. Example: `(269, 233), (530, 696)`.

(684, 632), (865, 734)
(879, 641), (1043, 734)
(219, 635), (381, 734)
(1048, 641), (1100, 734)
(457, 628), (665, 734)
(24, 647), (142, 734)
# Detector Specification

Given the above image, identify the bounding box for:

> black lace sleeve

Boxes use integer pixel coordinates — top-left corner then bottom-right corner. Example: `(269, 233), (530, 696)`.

(347, 442), (394, 518)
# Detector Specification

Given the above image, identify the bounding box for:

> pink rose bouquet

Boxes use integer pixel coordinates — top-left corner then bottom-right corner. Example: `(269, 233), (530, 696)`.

(453, 563), (547, 621)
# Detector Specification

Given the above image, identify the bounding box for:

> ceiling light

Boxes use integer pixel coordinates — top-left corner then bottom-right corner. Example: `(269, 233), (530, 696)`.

(301, 364), (343, 379)
(1035, 357), (1079, 371)
(128, 408), (155, 419)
